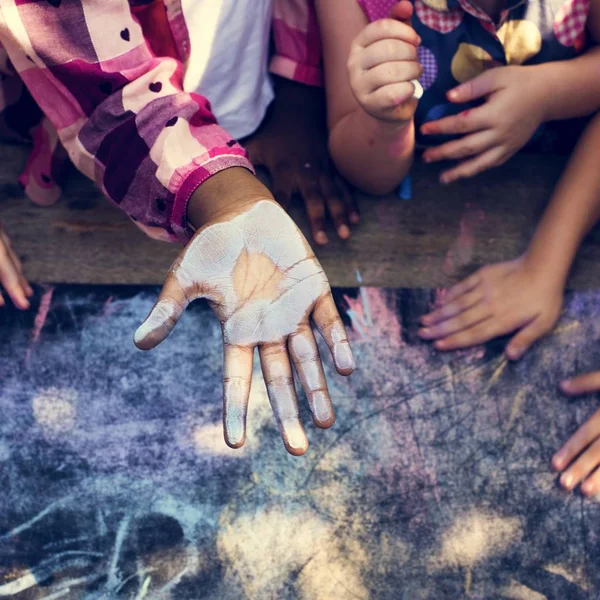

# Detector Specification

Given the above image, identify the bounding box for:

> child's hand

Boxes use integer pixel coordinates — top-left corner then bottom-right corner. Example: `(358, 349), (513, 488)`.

(245, 78), (359, 245)
(348, 0), (422, 124)
(419, 256), (562, 358)
(421, 66), (547, 183)
(553, 374), (600, 496)
(134, 198), (355, 456)
(0, 224), (33, 310)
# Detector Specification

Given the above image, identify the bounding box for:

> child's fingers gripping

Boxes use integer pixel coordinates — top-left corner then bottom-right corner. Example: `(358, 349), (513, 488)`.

(419, 301), (489, 341)
(561, 371), (600, 396)
(368, 81), (421, 114)
(223, 344), (254, 449)
(505, 316), (555, 361)
(259, 342), (308, 456)
(358, 39), (418, 70)
(420, 287), (483, 327)
(363, 61), (423, 94)
(553, 408), (600, 472)
(557, 437), (600, 493)
(312, 294), (355, 376)
(288, 325), (335, 429)
(134, 274), (190, 350)
(354, 18), (421, 51)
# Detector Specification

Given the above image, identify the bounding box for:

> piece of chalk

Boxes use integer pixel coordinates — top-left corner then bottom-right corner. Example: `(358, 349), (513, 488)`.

(411, 79), (423, 100)
(397, 175), (412, 201)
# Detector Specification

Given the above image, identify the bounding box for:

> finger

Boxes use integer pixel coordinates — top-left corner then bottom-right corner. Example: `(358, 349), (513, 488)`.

(335, 175), (360, 224)
(354, 19), (421, 50)
(560, 371), (600, 396)
(447, 69), (504, 104)
(505, 317), (552, 361)
(421, 274), (481, 324)
(0, 291), (5, 307)
(419, 301), (490, 341)
(420, 107), (489, 137)
(222, 344), (254, 449)
(419, 287), (483, 327)
(312, 293), (355, 375)
(0, 249), (29, 310)
(581, 465), (600, 497)
(5, 244), (33, 297)
(433, 317), (501, 351)
(553, 409), (600, 472)
(440, 147), (505, 184)
(298, 176), (328, 245)
(134, 274), (189, 350)
(363, 61), (423, 94)
(389, 0), (414, 23)
(259, 342), (308, 456)
(271, 162), (296, 210)
(289, 325), (335, 429)
(359, 38), (418, 70)
(370, 81), (421, 111)
(320, 175), (350, 240)
(422, 130), (496, 164)
(558, 438), (600, 493)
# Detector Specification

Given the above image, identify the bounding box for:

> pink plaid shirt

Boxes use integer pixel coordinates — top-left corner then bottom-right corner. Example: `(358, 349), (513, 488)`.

(0, 0), (322, 243)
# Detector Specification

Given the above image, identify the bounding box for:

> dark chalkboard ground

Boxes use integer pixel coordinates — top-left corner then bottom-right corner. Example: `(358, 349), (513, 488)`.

(1, 285), (599, 599)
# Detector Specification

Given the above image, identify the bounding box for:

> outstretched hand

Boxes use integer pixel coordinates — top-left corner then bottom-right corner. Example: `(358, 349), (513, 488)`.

(134, 200), (355, 456)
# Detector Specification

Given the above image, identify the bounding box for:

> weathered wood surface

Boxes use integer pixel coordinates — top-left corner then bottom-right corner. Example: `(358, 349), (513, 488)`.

(1, 143), (597, 288)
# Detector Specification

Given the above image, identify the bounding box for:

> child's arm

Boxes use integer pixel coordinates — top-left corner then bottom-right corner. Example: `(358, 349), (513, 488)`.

(419, 110), (600, 358)
(315, 0), (422, 195)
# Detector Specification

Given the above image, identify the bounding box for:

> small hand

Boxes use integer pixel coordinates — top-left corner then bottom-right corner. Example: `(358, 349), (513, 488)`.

(134, 200), (355, 456)
(553, 373), (600, 496)
(245, 78), (359, 245)
(0, 223), (33, 309)
(348, 0), (422, 123)
(421, 66), (547, 183)
(419, 257), (562, 358)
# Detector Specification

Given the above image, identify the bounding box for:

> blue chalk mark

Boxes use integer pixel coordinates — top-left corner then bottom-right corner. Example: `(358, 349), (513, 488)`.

(397, 175), (412, 201)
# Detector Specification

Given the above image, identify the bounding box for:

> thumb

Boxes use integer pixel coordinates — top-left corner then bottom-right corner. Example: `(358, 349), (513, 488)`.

(561, 371), (600, 396)
(505, 316), (552, 361)
(389, 0), (414, 24)
(447, 69), (503, 104)
(134, 274), (190, 350)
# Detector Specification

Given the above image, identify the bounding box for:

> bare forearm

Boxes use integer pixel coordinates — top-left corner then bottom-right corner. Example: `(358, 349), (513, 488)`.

(329, 109), (415, 195)
(537, 46), (600, 121)
(527, 112), (600, 282)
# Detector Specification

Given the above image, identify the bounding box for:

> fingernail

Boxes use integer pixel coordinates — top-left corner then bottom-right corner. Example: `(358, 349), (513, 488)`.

(315, 231), (328, 245)
(552, 451), (566, 471)
(434, 340), (446, 350)
(418, 328), (431, 338)
(440, 175), (450, 185)
(583, 481), (596, 496)
(560, 380), (573, 393)
(506, 346), (522, 360)
(350, 212), (360, 224)
(448, 90), (459, 100)
(334, 341), (355, 372)
(423, 155), (432, 163)
(561, 473), (573, 490)
(338, 225), (351, 239)
(284, 421), (309, 456)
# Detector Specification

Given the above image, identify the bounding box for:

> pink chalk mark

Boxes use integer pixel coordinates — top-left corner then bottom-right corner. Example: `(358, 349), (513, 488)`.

(31, 287), (54, 344)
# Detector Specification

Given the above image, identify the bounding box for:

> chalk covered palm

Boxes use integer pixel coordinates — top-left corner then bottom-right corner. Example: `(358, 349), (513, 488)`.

(134, 200), (355, 455)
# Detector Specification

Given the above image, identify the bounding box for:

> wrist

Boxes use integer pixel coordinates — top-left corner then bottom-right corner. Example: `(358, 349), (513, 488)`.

(522, 243), (571, 290)
(187, 167), (273, 229)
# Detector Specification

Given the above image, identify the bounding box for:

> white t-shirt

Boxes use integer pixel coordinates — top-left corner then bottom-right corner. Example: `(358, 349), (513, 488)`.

(181, 0), (274, 140)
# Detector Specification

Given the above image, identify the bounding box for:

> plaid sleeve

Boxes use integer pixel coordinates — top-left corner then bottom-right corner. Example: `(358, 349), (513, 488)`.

(0, 0), (254, 243)
(271, 0), (324, 87)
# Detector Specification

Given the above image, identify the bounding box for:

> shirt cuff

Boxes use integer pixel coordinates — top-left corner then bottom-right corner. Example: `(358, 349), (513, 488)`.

(171, 154), (255, 243)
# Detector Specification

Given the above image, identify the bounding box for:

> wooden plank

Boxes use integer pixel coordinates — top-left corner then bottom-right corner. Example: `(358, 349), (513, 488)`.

(1, 143), (597, 288)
